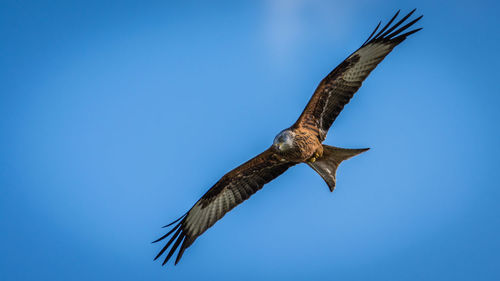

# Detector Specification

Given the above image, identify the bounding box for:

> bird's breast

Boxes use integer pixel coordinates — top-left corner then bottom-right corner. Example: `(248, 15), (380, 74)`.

(284, 128), (322, 162)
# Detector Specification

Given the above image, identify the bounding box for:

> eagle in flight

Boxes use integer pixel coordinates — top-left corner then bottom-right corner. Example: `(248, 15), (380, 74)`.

(154, 9), (422, 266)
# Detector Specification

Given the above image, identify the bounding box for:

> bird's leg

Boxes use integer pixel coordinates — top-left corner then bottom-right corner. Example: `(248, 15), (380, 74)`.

(308, 146), (324, 163)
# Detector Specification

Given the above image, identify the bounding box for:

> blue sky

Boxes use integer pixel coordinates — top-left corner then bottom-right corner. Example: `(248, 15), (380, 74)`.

(1, 0), (499, 280)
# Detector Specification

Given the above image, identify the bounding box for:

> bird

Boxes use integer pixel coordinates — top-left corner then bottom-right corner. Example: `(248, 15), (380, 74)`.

(153, 9), (422, 266)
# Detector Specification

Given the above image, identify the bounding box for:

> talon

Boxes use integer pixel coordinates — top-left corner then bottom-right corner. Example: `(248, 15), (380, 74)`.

(314, 152), (320, 158)
(309, 157), (316, 163)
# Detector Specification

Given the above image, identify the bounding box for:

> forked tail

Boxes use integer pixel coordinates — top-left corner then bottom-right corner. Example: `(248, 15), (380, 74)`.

(307, 145), (369, 192)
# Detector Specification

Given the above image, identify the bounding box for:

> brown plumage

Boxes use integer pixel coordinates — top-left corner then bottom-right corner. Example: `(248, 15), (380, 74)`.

(154, 9), (422, 266)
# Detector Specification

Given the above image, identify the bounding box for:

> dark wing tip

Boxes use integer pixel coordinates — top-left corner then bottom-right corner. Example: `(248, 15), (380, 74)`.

(174, 238), (191, 265)
(162, 233), (185, 266)
(161, 213), (187, 228)
(153, 214), (190, 266)
(362, 21), (382, 46)
(152, 221), (182, 244)
(362, 9), (423, 47)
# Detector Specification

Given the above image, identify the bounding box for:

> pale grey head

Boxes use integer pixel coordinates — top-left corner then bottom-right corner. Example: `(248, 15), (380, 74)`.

(273, 129), (295, 152)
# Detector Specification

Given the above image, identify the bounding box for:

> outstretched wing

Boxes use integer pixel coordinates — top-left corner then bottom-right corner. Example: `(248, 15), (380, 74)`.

(153, 148), (295, 266)
(295, 9), (422, 141)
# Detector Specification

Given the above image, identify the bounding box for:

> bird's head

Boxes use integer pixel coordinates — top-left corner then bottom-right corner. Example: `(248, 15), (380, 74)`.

(273, 129), (294, 152)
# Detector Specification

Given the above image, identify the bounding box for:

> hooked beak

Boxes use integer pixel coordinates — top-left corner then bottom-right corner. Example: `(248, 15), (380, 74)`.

(274, 142), (283, 151)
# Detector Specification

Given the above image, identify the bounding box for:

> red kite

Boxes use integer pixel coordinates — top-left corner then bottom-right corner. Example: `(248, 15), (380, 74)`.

(154, 9), (422, 266)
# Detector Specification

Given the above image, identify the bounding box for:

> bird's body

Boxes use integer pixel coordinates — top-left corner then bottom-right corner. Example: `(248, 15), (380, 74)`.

(154, 9), (423, 266)
(273, 126), (323, 163)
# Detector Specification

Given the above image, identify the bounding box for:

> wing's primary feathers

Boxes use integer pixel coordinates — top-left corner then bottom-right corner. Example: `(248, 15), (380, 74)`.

(153, 149), (295, 265)
(295, 9), (422, 140)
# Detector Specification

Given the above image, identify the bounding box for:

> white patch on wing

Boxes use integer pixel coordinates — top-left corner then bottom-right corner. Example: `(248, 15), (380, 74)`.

(183, 183), (256, 237)
(226, 189), (236, 207)
(185, 202), (203, 234)
(204, 201), (216, 235)
(344, 42), (393, 82)
(215, 194), (223, 222)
